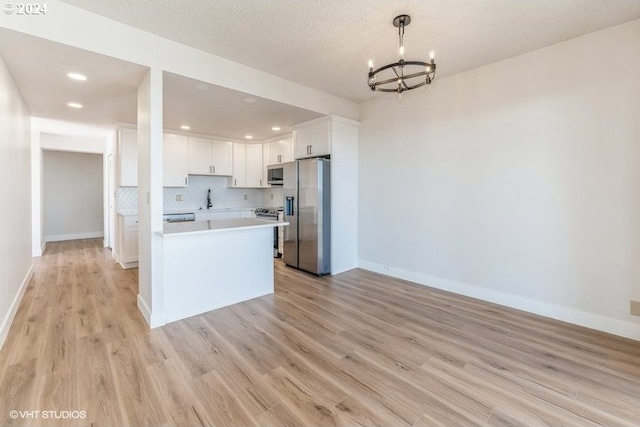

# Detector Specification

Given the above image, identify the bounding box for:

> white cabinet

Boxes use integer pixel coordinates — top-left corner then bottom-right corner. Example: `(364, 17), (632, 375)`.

(118, 128), (137, 186)
(262, 143), (271, 188)
(211, 140), (233, 176)
(118, 215), (138, 269)
(187, 137), (211, 175)
(294, 122), (330, 159)
(163, 133), (189, 187)
(231, 142), (246, 187)
(188, 137), (233, 176)
(270, 137), (293, 164)
(231, 143), (263, 188)
(246, 143), (263, 188)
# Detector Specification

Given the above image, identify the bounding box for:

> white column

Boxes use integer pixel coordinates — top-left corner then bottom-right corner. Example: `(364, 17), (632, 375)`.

(137, 68), (165, 327)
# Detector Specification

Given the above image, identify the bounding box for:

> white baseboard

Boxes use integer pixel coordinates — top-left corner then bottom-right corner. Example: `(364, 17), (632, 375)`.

(45, 231), (104, 242)
(0, 264), (34, 350)
(137, 294), (166, 329)
(358, 260), (640, 341)
(32, 241), (46, 257)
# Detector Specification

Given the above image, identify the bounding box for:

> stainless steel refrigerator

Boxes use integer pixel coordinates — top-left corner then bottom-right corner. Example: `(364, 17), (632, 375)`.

(282, 158), (331, 275)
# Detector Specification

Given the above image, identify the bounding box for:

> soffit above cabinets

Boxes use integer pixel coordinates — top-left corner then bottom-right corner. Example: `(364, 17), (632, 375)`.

(0, 28), (322, 139)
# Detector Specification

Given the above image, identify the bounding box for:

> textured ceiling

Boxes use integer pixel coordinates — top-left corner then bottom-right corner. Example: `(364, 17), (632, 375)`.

(60, 0), (640, 103)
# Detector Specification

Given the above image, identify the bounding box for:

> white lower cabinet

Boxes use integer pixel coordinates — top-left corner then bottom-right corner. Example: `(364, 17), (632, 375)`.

(118, 215), (138, 269)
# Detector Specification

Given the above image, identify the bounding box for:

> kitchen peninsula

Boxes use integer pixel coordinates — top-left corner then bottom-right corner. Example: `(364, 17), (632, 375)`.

(161, 217), (287, 323)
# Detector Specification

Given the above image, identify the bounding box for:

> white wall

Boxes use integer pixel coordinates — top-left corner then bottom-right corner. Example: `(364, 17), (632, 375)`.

(0, 57), (32, 350)
(136, 68), (165, 328)
(359, 20), (640, 340)
(43, 150), (103, 242)
(31, 122), (110, 255)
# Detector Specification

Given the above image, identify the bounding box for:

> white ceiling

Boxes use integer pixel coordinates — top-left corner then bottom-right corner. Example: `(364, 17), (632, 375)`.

(0, 27), (148, 129)
(163, 72), (322, 140)
(60, 0), (640, 103)
(0, 28), (321, 139)
(2, 2), (640, 137)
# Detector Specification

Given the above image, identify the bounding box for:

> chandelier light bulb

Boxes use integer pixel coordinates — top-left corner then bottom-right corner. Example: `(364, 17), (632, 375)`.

(368, 59), (374, 69)
(430, 51), (435, 59)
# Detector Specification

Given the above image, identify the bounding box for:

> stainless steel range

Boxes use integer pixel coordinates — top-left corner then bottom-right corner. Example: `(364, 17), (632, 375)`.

(254, 208), (284, 258)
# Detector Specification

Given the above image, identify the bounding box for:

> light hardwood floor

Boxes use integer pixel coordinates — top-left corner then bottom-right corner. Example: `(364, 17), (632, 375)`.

(1, 238), (640, 426)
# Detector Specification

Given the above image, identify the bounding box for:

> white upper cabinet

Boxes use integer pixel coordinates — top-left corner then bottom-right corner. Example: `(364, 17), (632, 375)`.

(187, 136), (211, 175)
(231, 142), (246, 187)
(293, 121), (330, 159)
(188, 137), (233, 176)
(118, 128), (137, 186)
(270, 137), (293, 164)
(230, 142), (263, 188)
(246, 143), (263, 188)
(262, 143), (271, 188)
(163, 133), (189, 187)
(211, 140), (233, 176)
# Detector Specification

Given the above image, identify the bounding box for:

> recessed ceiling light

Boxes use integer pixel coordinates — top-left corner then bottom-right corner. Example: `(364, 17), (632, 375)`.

(67, 102), (83, 109)
(245, 135), (253, 140)
(180, 125), (191, 130)
(67, 72), (87, 81)
(243, 97), (257, 104)
(272, 126), (281, 131)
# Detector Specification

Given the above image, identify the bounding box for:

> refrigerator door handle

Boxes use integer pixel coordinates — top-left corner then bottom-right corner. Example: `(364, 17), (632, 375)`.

(285, 196), (295, 216)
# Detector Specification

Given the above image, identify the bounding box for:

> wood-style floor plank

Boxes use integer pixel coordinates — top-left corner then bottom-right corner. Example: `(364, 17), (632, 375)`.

(1, 238), (639, 426)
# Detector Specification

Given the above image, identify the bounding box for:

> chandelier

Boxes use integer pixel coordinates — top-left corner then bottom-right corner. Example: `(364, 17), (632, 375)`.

(367, 14), (436, 93)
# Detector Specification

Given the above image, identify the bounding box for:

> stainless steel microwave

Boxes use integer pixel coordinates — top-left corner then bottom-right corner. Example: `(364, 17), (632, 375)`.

(267, 164), (284, 185)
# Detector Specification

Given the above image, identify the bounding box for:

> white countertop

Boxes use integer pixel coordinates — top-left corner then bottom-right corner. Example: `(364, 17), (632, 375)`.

(118, 207), (260, 216)
(161, 218), (288, 236)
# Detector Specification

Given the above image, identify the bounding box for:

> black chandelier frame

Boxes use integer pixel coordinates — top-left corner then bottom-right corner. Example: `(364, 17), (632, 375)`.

(368, 15), (436, 93)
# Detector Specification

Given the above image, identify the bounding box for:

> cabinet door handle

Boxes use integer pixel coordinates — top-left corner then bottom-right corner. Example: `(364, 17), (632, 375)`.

(234, 178), (237, 186)
(212, 165), (215, 174)
(278, 155), (281, 163)
(185, 177), (188, 185)
(260, 179), (262, 186)
(309, 145), (313, 155)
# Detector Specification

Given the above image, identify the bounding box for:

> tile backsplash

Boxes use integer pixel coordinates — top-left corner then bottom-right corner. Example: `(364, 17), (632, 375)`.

(118, 175), (283, 212)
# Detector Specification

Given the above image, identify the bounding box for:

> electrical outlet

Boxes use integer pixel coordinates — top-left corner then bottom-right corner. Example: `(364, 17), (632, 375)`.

(631, 300), (640, 316)
(176, 195), (184, 202)
(244, 194), (248, 200)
